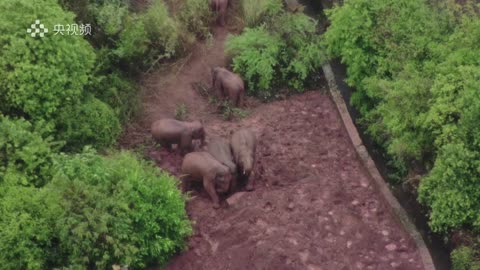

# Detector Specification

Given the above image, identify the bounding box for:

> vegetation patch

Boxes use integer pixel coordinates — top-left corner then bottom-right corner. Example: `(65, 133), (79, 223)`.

(226, 4), (325, 100)
(324, 0), (480, 263)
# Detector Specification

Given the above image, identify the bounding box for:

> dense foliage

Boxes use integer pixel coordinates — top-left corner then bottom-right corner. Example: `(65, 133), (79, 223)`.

(226, 7), (325, 99)
(0, 117), (58, 188)
(0, 150), (192, 269)
(240, 0), (283, 27)
(0, 0), (95, 129)
(0, 0), (204, 268)
(452, 246), (480, 270)
(178, 0), (214, 39)
(324, 0), (480, 264)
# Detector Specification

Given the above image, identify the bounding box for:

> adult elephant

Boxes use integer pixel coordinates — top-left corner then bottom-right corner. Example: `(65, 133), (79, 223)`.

(209, 0), (229, 26)
(151, 119), (205, 154)
(211, 67), (245, 107)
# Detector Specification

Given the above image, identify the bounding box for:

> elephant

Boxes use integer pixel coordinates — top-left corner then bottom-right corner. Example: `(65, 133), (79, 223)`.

(230, 129), (257, 191)
(181, 151), (233, 208)
(211, 67), (245, 107)
(206, 137), (238, 192)
(151, 119), (205, 154)
(209, 0), (229, 26)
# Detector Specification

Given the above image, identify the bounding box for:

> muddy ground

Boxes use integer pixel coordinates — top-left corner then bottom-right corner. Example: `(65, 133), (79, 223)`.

(121, 27), (424, 270)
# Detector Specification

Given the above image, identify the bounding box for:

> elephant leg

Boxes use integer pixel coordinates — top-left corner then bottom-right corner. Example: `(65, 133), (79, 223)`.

(245, 174), (255, 191)
(203, 175), (220, 208)
(237, 91), (244, 107)
(214, 80), (223, 100)
(228, 89), (237, 106)
(229, 175), (238, 193)
(181, 175), (192, 192)
(179, 132), (193, 155)
(158, 139), (173, 152)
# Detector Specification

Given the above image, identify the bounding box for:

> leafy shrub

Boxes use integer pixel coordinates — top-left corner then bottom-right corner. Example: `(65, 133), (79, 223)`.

(0, 0), (95, 127)
(50, 150), (192, 269)
(240, 0), (283, 27)
(114, 0), (179, 70)
(418, 143), (480, 232)
(226, 27), (282, 99)
(324, 0), (480, 246)
(451, 247), (480, 270)
(323, 0), (445, 117)
(178, 0), (214, 39)
(175, 104), (188, 121)
(270, 13), (325, 90)
(0, 117), (58, 188)
(0, 150), (192, 269)
(115, 15), (149, 68)
(0, 185), (63, 269)
(89, 70), (140, 122)
(56, 95), (121, 152)
(92, 0), (129, 36)
(141, 0), (179, 60)
(226, 12), (325, 99)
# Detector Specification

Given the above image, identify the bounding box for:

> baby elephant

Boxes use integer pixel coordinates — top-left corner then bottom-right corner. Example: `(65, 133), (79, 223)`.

(211, 67), (245, 107)
(181, 152), (233, 208)
(209, 0), (229, 26)
(151, 119), (205, 154)
(206, 137), (238, 192)
(230, 129), (257, 191)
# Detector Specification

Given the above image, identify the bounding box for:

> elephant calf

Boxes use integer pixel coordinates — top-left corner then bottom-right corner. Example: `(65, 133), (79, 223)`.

(151, 119), (205, 154)
(211, 67), (245, 107)
(206, 137), (238, 192)
(181, 152), (233, 208)
(230, 129), (257, 191)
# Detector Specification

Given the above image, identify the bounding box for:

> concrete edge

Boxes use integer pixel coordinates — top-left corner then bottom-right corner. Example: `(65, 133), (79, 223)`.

(322, 63), (436, 270)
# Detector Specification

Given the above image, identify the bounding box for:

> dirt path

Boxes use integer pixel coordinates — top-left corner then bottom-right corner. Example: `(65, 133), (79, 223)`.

(122, 27), (424, 270)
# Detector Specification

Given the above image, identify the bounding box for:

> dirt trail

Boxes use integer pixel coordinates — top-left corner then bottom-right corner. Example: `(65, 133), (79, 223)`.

(122, 27), (424, 270)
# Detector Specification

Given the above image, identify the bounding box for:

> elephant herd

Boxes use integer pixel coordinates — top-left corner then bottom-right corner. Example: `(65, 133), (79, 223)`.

(151, 67), (253, 208)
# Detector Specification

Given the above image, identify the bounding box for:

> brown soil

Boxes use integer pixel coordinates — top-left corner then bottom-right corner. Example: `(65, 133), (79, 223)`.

(121, 27), (425, 270)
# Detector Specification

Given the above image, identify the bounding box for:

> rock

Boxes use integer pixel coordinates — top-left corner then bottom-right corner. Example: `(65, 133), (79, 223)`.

(226, 192), (246, 206)
(385, 243), (397, 251)
(287, 202), (295, 210)
(390, 261), (401, 268)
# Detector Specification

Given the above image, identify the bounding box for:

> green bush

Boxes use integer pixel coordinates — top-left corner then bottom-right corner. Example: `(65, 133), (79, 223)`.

(178, 0), (214, 39)
(451, 247), (480, 270)
(0, 0), (95, 128)
(0, 117), (58, 188)
(0, 185), (63, 269)
(418, 143), (480, 232)
(270, 13), (324, 90)
(115, 15), (149, 67)
(0, 150), (192, 269)
(114, 0), (179, 70)
(226, 12), (325, 99)
(240, 0), (283, 27)
(324, 0), (480, 242)
(92, 0), (129, 37)
(56, 95), (121, 151)
(226, 27), (283, 99)
(89, 70), (140, 122)
(141, 0), (179, 60)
